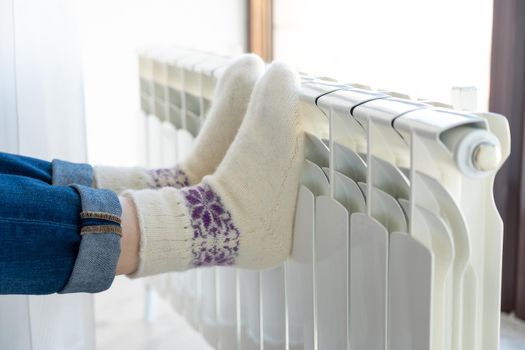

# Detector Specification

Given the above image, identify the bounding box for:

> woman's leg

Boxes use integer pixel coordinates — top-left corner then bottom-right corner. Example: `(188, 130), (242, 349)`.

(0, 58), (299, 287)
(0, 152), (52, 183)
(0, 155), (123, 294)
(116, 196), (139, 275)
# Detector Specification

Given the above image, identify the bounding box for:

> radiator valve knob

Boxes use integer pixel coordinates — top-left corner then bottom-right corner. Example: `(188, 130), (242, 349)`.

(453, 128), (501, 177)
(472, 142), (501, 172)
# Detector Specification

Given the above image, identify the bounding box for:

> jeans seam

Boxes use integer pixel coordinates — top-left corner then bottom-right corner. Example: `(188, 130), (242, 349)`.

(80, 211), (121, 224)
(80, 225), (122, 236)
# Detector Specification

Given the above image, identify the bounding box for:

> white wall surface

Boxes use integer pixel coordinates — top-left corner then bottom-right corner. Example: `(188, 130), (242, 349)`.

(77, 0), (247, 166)
(274, 0), (494, 109)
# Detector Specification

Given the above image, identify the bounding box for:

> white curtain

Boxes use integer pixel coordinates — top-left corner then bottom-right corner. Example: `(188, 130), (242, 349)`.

(0, 0), (94, 349)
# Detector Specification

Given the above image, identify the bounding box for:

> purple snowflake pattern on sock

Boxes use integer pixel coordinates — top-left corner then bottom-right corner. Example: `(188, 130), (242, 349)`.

(147, 166), (190, 189)
(181, 183), (240, 267)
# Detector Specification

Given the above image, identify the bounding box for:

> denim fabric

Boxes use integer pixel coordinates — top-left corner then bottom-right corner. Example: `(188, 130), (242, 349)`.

(59, 185), (121, 293)
(0, 152), (122, 294)
(0, 152), (52, 183)
(52, 159), (93, 187)
(0, 173), (81, 294)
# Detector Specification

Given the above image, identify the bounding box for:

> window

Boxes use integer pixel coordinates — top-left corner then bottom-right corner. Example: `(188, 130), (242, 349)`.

(273, 0), (494, 109)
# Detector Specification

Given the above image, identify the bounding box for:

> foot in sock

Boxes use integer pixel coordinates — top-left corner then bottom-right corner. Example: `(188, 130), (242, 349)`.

(94, 53), (265, 193)
(124, 62), (304, 276)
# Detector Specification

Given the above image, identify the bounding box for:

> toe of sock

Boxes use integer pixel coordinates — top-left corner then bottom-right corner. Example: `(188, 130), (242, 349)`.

(216, 53), (265, 91)
(264, 61), (301, 90)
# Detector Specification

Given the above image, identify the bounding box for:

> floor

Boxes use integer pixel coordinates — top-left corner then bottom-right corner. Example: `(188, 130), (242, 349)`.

(95, 277), (211, 350)
(501, 313), (525, 350)
(96, 277), (525, 350)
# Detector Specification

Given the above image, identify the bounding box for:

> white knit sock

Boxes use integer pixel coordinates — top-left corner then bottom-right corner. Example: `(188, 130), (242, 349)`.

(124, 62), (304, 277)
(94, 54), (265, 193)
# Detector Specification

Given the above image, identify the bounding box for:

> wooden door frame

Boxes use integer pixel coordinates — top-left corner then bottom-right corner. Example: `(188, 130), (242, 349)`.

(247, 0), (273, 61)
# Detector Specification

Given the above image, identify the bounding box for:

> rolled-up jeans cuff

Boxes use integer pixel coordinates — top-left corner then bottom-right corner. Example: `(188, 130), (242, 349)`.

(52, 159), (122, 293)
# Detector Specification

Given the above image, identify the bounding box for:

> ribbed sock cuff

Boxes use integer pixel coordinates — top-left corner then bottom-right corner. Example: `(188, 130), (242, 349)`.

(123, 187), (194, 277)
(94, 165), (193, 193)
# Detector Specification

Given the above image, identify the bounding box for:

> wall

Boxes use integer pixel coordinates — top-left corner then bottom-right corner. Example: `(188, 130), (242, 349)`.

(77, 0), (247, 166)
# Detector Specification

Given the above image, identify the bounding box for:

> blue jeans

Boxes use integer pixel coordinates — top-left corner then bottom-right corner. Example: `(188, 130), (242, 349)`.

(0, 152), (122, 294)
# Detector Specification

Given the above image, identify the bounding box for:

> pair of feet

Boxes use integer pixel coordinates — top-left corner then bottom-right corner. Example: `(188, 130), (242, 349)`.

(95, 55), (304, 277)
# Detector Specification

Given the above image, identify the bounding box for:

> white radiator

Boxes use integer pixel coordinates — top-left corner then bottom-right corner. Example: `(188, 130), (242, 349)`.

(136, 48), (510, 350)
